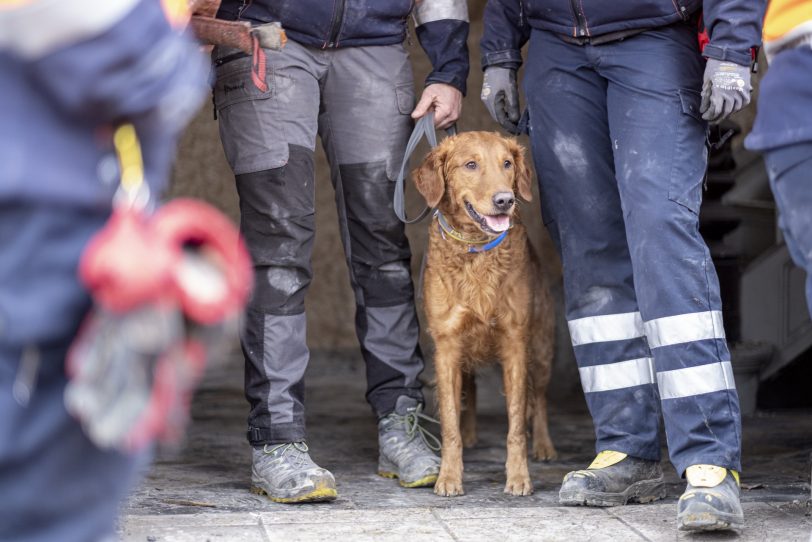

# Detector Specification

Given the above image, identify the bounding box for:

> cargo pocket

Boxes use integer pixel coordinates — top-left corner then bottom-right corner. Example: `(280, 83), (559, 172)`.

(667, 88), (708, 215)
(395, 83), (415, 115)
(213, 58), (290, 175)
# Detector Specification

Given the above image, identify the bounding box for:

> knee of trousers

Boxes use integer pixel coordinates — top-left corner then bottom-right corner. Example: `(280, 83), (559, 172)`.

(624, 194), (708, 260)
(351, 258), (415, 307)
(236, 149), (316, 315)
(337, 161), (415, 307)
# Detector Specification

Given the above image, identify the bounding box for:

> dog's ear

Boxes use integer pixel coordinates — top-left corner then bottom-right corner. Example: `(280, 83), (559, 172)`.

(412, 147), (446, 208)
(508, 139), (533, 202)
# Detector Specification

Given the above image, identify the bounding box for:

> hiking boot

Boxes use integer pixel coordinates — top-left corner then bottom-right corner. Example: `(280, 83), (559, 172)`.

(250, 442), (338, 503)
(677, 465), (743, 532)
(559, 451), (666, 507)
(377, 396), (441, 488)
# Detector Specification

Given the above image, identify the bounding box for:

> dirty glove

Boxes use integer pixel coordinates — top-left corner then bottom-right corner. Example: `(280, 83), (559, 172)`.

(700, 59), (752, 123)
(481, 67), (521, 134)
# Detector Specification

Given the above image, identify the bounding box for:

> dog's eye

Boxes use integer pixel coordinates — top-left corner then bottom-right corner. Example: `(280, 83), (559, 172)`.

(465, 161), (477, 170)
(504, 160), (513, 169)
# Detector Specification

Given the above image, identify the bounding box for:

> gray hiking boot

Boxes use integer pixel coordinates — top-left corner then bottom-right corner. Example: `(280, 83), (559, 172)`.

(559, 451), (666, 507)
(377, 396), (441, 488)
(677, 465), (743, 532)
(251, 442), (338, 503)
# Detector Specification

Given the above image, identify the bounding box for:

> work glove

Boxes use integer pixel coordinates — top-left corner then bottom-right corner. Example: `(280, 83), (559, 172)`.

(65, 199), (253, 452)
(700, 58), (752, 123)
(481, 67), (521, 134)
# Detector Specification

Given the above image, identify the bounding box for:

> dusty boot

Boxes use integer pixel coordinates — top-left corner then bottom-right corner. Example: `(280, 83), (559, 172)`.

(251, 442), (338, 503)
(559, 451), (666, 506)
(677, 465), (743, 531)
(377, 396), (441, 488)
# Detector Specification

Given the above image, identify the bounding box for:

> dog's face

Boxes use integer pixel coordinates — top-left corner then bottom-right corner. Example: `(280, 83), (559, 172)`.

(413, 132), (533, 235)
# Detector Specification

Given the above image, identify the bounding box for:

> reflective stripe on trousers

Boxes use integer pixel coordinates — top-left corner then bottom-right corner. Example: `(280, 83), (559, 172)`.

(525, 25), (742, 475)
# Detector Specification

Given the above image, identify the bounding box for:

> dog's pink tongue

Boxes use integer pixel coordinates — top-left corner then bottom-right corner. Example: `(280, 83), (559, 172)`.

(484, 214), (510, 232)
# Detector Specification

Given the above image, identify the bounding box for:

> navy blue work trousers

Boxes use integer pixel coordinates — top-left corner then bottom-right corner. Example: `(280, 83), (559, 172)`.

(763, 142), (812, 315)
(0, 204), (146, 542)
(524, 24), (742, 475)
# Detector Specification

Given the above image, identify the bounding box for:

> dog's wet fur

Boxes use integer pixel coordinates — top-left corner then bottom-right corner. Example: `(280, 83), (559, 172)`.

(413, 131), (557, 497)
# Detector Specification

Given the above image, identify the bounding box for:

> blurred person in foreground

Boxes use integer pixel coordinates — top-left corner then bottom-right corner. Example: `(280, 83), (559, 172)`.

(0, 1), (210, 540)
(745, 0), (812, 315)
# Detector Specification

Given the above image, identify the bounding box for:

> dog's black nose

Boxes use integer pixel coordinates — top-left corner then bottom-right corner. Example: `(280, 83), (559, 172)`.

(492, 192), (515, 211)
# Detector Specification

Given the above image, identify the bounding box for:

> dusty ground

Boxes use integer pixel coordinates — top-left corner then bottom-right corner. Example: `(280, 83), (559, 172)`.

(121, 349), (812, 541)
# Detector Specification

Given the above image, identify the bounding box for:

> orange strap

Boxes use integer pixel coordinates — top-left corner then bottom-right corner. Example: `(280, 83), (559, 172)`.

(251, 35), (269, 93)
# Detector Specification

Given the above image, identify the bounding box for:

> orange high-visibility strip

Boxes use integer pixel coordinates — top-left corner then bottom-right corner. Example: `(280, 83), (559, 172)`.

(0, 0), (35, 9)
(763, 0), (812, 42)
(161, 0), (190, 29)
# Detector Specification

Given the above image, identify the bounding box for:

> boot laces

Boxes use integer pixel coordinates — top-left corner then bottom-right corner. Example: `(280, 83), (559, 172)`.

(392, 404), (442, 452)
(263, 441), (311, 469)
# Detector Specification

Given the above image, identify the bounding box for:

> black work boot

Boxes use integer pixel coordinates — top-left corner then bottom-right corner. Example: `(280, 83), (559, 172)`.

(559, 451), (666, 507)
(677, 465), (743, 531)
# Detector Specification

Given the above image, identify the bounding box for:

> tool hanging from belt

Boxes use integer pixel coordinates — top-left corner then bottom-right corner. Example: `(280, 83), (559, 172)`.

(188, 0), (286, 92)
(64, 123), (253, 452)
(393, 110), (457, 224)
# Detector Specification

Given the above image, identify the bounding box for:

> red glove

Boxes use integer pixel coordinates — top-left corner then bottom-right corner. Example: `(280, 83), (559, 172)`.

(67, 198), (252, 451)
(79, 198), (252, 322)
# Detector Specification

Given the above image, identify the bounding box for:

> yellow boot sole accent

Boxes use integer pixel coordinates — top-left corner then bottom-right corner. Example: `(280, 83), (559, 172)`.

(588, 450), (628, 470)
(251, 484), (338, 503)
(377, 470), (438, 488)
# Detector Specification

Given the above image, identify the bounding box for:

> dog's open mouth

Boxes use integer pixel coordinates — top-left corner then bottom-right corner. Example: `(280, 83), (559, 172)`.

(465, 201), (511, 235)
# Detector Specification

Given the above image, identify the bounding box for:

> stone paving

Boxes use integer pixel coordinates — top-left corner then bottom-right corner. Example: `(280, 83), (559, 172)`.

(121, 350), (812, 541)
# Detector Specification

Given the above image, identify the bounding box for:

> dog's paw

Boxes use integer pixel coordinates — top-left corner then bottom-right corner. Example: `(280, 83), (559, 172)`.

(434, 475), (465, 497)
(504, 475), (534, 496)
(462, 433), (478, 448)
(532, 440), (558, 462)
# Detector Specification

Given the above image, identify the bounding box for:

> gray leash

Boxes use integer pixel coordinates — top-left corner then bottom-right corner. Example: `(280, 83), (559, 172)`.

(393, 110), (457, 224)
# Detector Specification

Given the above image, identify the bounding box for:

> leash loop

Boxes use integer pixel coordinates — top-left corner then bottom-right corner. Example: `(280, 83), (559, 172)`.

(394, 110), (456, 224)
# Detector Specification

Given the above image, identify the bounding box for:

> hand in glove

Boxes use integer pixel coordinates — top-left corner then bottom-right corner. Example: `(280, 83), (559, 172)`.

(481, 67), (521, 134)
(700, 59), (752, 123)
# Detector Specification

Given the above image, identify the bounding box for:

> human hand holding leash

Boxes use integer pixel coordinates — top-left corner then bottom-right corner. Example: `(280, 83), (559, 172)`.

(700, 59), (752, 123)
(412, 83), (462, 129)
(481, 67), (521, 134)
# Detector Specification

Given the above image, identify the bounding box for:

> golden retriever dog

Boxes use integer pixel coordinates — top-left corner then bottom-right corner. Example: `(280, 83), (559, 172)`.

(413, 131), (557, 497)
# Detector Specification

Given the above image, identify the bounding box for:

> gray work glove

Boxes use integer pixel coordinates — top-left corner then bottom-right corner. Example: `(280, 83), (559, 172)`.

(481, 67), (521, 134)
(700, 58), (752, 123)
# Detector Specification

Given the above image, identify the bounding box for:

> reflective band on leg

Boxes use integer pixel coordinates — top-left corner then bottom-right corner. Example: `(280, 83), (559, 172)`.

(657, 361), (735, 400)
(579, 357), (655, 393)
(644, 311), (726, 349)
(413, 0), (469, 25)
(568, 312), (644, 346)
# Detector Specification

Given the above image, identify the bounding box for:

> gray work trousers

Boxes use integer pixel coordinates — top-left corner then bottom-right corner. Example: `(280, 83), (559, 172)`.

(213, 40), (425, 446)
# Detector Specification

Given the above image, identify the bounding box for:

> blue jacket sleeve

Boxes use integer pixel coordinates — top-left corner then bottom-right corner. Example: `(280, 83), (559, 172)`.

(22, 0), (207, 192)
(414, 1), (470, 95)
(703, 0), (767, 66)
(480, 0), (530, 70)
